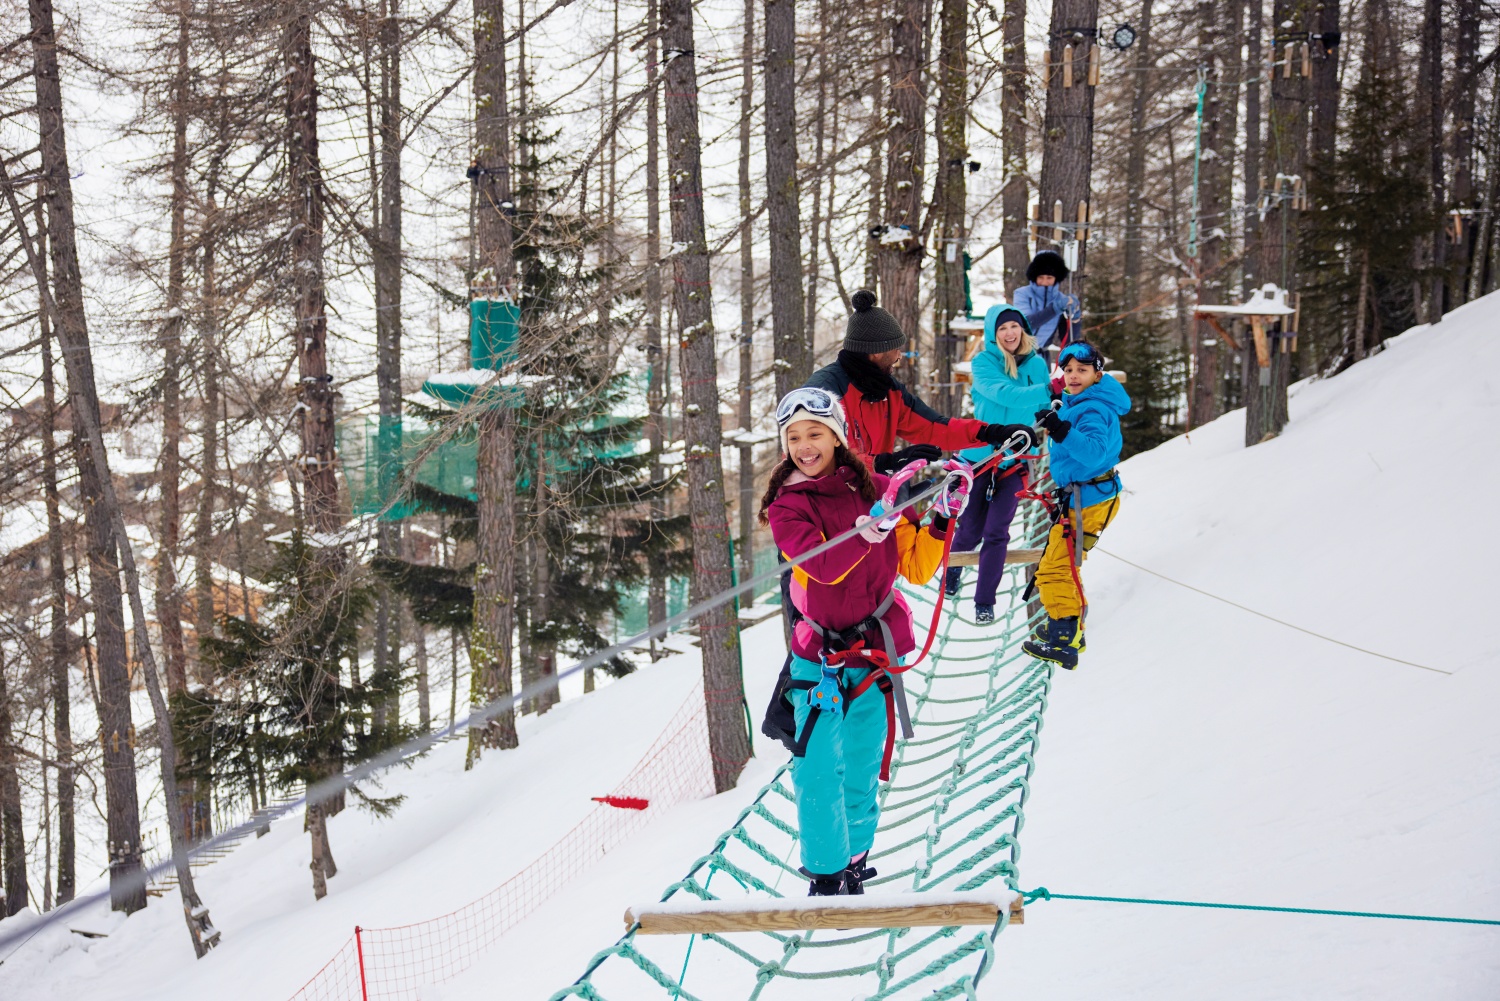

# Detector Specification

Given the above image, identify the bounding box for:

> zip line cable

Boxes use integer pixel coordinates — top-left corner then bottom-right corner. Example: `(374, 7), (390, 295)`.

(0, 437), (1030, 958)
(1023, 888), (1500, 927)
(1093, 548), (1452, 676)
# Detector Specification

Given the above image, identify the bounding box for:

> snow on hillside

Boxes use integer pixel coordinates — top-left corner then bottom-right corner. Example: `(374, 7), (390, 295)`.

(5, 297), (1499, 1000)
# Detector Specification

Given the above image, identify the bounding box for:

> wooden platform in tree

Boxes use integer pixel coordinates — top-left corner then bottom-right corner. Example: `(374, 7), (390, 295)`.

(947, 548), (1043, 567)
(625, 890), (1023, 935)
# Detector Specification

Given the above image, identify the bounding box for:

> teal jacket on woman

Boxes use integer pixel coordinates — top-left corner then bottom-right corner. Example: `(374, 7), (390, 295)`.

(960, 303), (1053, 469)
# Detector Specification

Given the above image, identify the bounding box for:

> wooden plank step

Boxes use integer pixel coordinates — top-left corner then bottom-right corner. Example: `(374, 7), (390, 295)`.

(625, 890), (1022, 935)
(947, 548), (1042, 567)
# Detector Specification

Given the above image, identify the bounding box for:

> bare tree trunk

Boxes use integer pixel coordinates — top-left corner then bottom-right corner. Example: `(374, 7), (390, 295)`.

(158, 3), (201, 848)
(865, 75), (883, 293)
(1450, 0), (1478, 302)
(0, 658), (26, 917)
(1192, 0), (1237, 426)
(288, 8), (340, 532)
(663, 0), (750, 792)
(765, 0), (808, 397)
(285, 2), (345, 900)
(999, 0), (1029, 298)
(1038, 0), (1100, 294)
(738, 0), (755, 606)
(194, 204), (220, 680)
(880, 0), (927, 381)
(1351, 250), (1369, 361)
(372, 0), (405, 741)
(645, 0), (667, 654)
(1242, 0), (1263, 297)
(532, 461), (558, 715)
(38, 247), (74, 905)
(1249, 0), (1305, 443)
(933, 0), (967, 416)
(5, 73), (217, 958)
(27, 0), (145, 917)
(1418, 0), (1445, 322)
(469, 0), (520, 756)
(1121, 0), (1155, 307)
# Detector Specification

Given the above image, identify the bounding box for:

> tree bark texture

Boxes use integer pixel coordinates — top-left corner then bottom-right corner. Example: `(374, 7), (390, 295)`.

(1038, 0), (1099, 292)
(933, 0), (967, 416)
(1192, 0), (1239, 426)
(287, 8), (340, 532)
(1121, 0), (1154, 307)
(194, 216), (220, 677)
(663, 0), (750, 792)
(470, 408), (519, 752)
(738, 0), (755, 605)
(880, 0), (926, 383)
(645, 0), (667, 648)
(28, 0), (145, 916)
(1248, 0), (1305, 443)
(1241, 0), (1263, 296)
(0, 661), (27, 917)
(40, 279), (74, 905)
(1449, 0), (1479, 302)
(1418, 0), (1445, 320)
(764, 0), (808, 399)
(469, 0), (520, 753)
(999, 0), (1029, 298)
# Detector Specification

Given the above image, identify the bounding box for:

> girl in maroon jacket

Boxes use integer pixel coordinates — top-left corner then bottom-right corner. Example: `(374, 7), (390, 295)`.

(760, 387), (968, 895)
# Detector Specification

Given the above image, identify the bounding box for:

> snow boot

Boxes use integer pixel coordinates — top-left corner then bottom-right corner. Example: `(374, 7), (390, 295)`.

(974, 604), (995, 624)
(844, 852), (877, 895)
(801, 867), (848, 897)
(944, 566), (963, 597)
(1023, 616), (1085, 670)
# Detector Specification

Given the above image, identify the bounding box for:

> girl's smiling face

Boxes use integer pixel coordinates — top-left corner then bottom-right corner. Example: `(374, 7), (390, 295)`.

(785, 419), (838, 477)
(1061, 357), (1103, 393)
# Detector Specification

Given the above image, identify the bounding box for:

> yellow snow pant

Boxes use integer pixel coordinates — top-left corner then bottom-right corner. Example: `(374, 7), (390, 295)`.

(1034, 495), (1121, 619)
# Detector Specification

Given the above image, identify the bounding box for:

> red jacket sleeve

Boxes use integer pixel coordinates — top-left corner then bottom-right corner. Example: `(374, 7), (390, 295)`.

(766, 499), (873, 586)
(893, 384), (987, 450)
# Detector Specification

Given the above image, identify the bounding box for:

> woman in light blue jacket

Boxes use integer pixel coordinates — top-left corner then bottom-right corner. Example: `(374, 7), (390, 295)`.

(946, 305), (1054, 622)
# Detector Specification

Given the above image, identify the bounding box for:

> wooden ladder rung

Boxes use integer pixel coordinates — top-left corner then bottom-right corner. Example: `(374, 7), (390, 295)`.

(625, 891), (1023, 935)
(947, 548), (1043, 567)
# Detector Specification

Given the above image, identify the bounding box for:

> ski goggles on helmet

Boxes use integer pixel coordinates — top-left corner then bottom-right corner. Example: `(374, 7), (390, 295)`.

(1058, 342), (1104, 370)
(775, 386), (839, 426)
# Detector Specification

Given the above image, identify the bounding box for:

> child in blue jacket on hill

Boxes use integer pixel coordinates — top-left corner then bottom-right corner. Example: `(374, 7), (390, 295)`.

(1022, 341), (1131, 669)
(946, 304), (1053, 622)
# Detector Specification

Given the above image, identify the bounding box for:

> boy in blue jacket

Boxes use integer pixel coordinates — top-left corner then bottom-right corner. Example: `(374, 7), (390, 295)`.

(1022, 341), (1131, 669)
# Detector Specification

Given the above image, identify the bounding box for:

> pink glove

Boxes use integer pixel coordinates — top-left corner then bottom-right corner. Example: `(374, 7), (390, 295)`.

(931, 459), (974, 519)
(855, 513), (893, 544)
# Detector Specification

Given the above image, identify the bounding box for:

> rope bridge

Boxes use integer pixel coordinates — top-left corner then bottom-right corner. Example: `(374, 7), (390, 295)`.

(549, 495), (1057, 1001)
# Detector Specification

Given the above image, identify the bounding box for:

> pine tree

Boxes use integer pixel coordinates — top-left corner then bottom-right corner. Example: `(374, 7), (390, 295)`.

(1301, 19), (1435, 370)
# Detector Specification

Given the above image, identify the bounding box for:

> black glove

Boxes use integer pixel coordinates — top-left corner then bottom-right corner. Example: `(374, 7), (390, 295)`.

(1036, 409), (1072, 442)
(873, 443), (942, 474)
(978, 423), (1038, 451)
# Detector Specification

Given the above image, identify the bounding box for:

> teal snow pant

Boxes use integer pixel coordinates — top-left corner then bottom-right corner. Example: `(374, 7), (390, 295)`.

(789, 654), (895, 875)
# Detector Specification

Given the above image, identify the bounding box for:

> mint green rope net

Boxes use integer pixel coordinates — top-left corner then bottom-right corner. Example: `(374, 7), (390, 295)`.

(550, 489), (1057, 1000)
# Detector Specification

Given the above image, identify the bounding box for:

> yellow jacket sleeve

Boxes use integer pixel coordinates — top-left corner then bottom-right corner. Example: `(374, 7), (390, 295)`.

(894, 517), (947, 586)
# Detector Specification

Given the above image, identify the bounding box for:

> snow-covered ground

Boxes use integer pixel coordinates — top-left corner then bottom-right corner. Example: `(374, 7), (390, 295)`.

(5, 297), (1499, 999)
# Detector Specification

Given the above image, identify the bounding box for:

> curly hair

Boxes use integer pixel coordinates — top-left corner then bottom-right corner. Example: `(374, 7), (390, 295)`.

(758, 445), (880, 526)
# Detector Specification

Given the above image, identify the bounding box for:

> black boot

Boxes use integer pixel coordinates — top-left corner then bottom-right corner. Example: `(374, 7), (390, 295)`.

(1022, 616), (1084, 669)
(844, 852), (877, 895)
(800, 867), (848, 896)
(944, 565), (963, 597)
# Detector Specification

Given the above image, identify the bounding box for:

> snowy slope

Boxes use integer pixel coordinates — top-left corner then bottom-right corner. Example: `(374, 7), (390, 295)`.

(5, 297), (1500, 1000)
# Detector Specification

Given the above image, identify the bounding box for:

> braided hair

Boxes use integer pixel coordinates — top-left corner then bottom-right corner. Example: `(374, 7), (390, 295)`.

(758, 445), (880, 526)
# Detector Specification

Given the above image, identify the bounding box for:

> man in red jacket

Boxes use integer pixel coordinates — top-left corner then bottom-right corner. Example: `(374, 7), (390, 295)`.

(805, 289), (1022, 472)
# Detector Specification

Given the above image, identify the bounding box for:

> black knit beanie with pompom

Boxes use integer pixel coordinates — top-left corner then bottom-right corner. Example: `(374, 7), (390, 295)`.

(841, 289), (909, 354)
